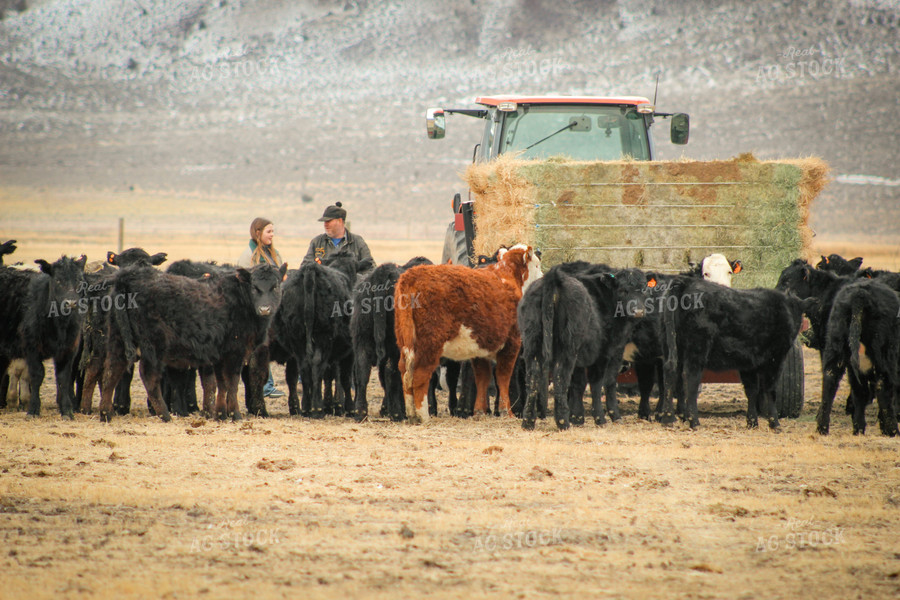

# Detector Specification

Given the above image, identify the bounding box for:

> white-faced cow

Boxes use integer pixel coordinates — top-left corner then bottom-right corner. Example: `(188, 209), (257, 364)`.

(395, 244), (541, 423)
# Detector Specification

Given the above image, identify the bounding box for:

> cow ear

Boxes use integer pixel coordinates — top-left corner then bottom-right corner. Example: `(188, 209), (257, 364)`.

(279, 263), (288, 279)
(107, 251), (118, 265)
(235, 268), (252, 283)
(150, 252), (168, 266)
(731, 260), (742, 274)
(75, 255), (87, 271)
(849, 257), (863, 270)
(35, 259), (53, 274)
(496, 247), (508, 261)
(822, 255), (829, 264)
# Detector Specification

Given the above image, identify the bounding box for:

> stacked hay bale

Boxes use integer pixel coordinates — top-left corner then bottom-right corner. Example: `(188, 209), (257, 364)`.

(464, 153), (829, 289)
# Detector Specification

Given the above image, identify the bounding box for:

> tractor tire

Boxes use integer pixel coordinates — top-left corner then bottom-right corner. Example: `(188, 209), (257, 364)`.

(441, 221), (468, 266)
(775, 337), (804, 419)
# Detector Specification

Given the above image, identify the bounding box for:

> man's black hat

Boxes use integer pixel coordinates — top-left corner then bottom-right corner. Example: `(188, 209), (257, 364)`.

(318, 201), (347, 222)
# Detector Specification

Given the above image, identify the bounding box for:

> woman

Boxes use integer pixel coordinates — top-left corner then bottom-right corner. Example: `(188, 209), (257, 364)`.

(238, 217), (285, 398)
(238, 217), (283, 269)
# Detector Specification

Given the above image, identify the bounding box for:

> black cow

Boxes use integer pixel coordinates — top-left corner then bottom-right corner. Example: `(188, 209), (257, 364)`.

(0, 240), (18, 409)
(77, 249), (168, 415)
(257, 253), (355, 418)
(0, 255), (87, 418)
(519, 262), (649, 430)
(98, 262), (286, 422)
(816, 254), (863, 275)
(660, 277), (806, 430)
(162, 259), (236, 417)
(351, 256), (432, 421)
(817, 279), (899, 436)
(857, 267), (900, 293)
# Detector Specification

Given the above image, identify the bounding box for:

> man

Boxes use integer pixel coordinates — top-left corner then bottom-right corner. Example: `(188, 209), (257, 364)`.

(302, 202), (376, 275)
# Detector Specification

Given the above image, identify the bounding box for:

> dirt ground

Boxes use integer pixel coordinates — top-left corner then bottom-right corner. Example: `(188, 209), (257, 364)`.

(2, 241), (900, 600)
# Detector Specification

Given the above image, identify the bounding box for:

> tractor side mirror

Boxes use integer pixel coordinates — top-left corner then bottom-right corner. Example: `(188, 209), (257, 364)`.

(426, 108), (446, 139)
(670, 113), (690, 145)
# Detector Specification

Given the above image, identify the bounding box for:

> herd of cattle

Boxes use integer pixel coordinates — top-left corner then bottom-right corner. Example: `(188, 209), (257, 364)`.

(1, 237), (898, 437)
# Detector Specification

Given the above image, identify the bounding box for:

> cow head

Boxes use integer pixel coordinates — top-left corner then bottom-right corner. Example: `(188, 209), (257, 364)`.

(500, 244), (542, 295)
(701, 253), (741, 287)
(240, 263), (287, 317)
(815, 253), (863, 276)
(613, 268), (650, 318)
(36, 255), (87, 314)
(107, 248), (168, 268)
(775, 258), (818, 298)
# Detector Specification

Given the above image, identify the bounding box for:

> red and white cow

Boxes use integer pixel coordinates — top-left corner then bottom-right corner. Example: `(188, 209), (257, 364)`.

(394, 244), (542, 423)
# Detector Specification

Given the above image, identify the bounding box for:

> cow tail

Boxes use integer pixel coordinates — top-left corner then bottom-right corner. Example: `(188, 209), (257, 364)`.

(394, 279), (414, 369)
(662, 286), (678, 379)
(303, 267), (317, 360)
(541, 269), (557, 391)
(848, 291), (864, 373)
(373, 284), (391, 365)
(112, 282), (137, 363)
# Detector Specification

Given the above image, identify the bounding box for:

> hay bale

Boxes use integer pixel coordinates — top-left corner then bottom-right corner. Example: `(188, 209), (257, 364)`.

(463, 153), (830, 289)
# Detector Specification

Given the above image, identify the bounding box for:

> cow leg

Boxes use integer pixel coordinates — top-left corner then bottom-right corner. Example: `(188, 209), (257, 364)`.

(522, 356), (542, 430)
(470, 358), (493, 417)
(410, 359), (438, 423)
(299, 362), (313, 417)
(875, 375), (899, 437)
(113, 365), (134, 416)
(568, 368), (587, 426)
(846, 369), (869, 435)
(551, 358), (577, 430)
(99, 351), (129, 422)
(199, 365), (217, 418)
(339, 356), (354, 417)
(53, 353), (78, 419)
(212, 366), (229, 421)
(353, 347), (373, 422)
(427, 370), (439, 417)
(384, 358), (405, 421)
(445, 360), (460, 417)
(80, 358), (103, 415)
(245, 346), (269, 418)
(25, 354), (45, 418)
(138, 358), (171, 422)
(225, 367), (243, 422)
(285, 359), (301, 416)
(9, 360), (30, 412)
(635, 361), (656, 420)
(0, 361), (8, 409)
(682, 366), (703, 430)
(740, 370), (761, 429)
(817, 354), (846, 435)
(494, 342), (519, 418)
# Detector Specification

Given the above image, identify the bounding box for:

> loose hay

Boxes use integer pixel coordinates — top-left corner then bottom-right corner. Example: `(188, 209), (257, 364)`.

(464, 153), (830, 288)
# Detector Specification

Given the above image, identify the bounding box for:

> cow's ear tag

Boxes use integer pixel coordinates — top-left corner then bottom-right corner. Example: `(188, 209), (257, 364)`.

(732, 261), (742, 274)
(202, 273), (211, 279)
(647, 278), (657, 288)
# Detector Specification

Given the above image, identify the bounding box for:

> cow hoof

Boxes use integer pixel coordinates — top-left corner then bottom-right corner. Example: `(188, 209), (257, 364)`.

(769, 423), (782, 433)
(216, 411), (228, 422)
(522, 419), (536, 431)
(593, 417), (606, 427)
(556, 419), (570, 430)
(353, 412), (368, 423)
(160, 413), (172, 423)
(816, 425), (830, 435)
(570, 416), (585, 426)
(231, 412), (242, 423)
(309, 411), (325, 420)
(99, 412), (112, 423)
(657, 412), (675, 426)
(689, 422), (700, 431)
(25, 412), (38, 421)
(746, 419), (759, 429)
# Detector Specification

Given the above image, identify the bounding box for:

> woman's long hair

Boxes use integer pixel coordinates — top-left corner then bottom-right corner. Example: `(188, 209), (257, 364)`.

(249, 217), (282, 266)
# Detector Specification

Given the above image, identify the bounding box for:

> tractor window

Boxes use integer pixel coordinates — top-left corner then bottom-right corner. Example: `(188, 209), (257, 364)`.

(499, 105), (651, 161)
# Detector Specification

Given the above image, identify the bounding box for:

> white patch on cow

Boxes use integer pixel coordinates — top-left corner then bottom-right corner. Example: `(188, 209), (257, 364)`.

(521, 247), (543, 295)
(701, 253), (734, 287)
(402, 348), (415, 390)
(858, 343), (873, 374)
(416, 401), (431, 423)
(442, 325), (493, 361)
(622, 342), (638, 362)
